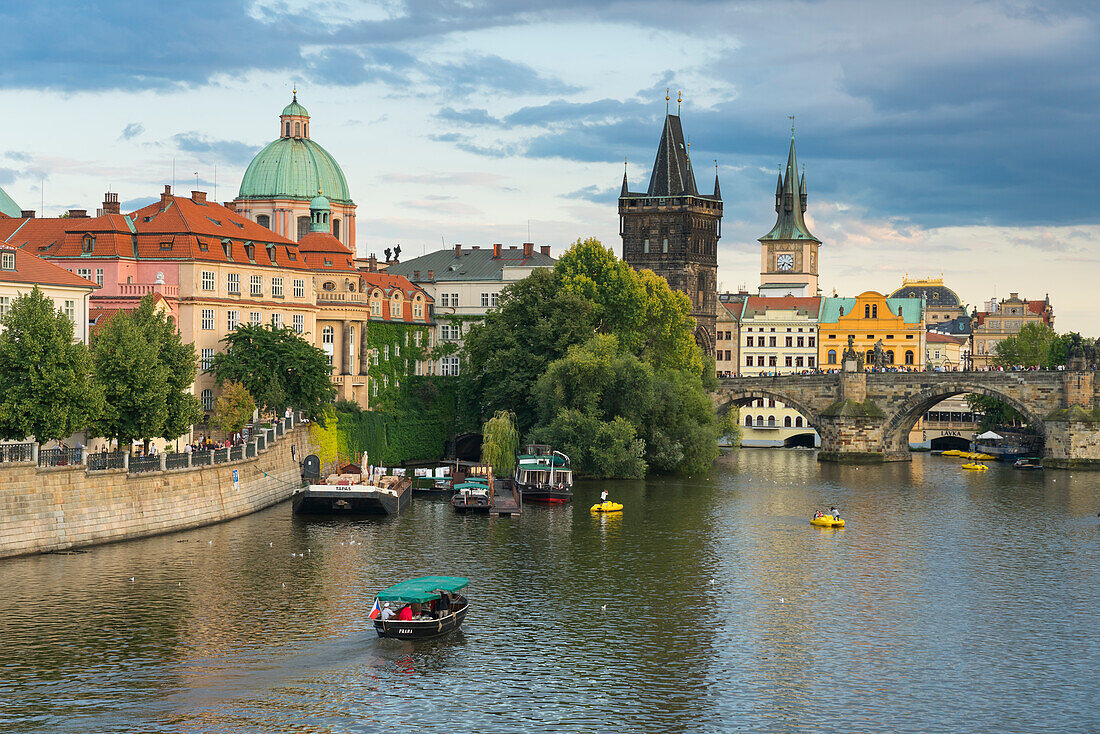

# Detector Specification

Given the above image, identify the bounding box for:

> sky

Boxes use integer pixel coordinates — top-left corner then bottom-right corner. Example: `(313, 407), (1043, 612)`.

(1, 0), (1097, 333)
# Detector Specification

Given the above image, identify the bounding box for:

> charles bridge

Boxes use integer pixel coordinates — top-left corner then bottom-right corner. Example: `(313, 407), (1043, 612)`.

(716, 368), (1100, 468)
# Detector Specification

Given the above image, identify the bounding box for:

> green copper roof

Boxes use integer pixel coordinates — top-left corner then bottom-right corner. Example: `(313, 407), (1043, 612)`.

(282, 97), (309, 117)
(310, 193), (330, 210)
(760, 137), (819, 243)
(819, 297), (924, 325)
(0, 184), (21, 218)
(238, 137), (352, 204)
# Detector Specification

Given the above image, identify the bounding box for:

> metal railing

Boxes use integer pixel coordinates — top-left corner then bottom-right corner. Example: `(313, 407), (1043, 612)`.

(131, 455), (161, 473)
(213, 448), (229, 464)
(230, 446), (244, 462)
(191, 450), (213, 466)
(166, 452), (189, 470)
(0, 443), (34, 463)
(87, 452), (125, 471)
(39, 447), (83, 468)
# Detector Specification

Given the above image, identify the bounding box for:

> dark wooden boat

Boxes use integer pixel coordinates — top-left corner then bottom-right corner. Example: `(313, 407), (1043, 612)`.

(412, 476), (455, 497)
(1013, 459), (1044, 470)
(372, 576), (469, 640)
(451, 481), (491, 513)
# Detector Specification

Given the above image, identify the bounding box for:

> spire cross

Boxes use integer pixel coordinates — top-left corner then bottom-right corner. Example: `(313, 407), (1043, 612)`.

(788, 114), (795, 138)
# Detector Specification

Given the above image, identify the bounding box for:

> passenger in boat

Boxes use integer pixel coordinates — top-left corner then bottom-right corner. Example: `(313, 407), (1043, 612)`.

(380, 602), (395, 621)
(397, 604), (413, 621)
(829, 506), (840, 518)
(436, 592), (451, 618)
(600, 489), (609, 503)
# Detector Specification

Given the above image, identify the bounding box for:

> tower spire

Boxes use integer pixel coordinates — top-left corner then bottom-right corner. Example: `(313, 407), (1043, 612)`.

(621, 158), (629, 196)
(713, 160), (721, 199)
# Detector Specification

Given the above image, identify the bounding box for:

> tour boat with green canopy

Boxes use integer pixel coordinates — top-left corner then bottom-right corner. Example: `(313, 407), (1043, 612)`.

(371, 576), (470, 639)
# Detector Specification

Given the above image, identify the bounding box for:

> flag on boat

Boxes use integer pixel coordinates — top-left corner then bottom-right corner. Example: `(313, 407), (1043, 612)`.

(369, 598), (381, 619)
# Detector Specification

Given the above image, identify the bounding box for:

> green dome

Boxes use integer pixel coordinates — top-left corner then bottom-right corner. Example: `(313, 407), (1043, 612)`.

(282, 99), (309, 117)
(238, 137), (352, 204)
(310, 193), (330, 210)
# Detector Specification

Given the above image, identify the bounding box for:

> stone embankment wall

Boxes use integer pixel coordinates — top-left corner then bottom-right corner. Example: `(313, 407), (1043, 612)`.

(0, 426), (316, 559)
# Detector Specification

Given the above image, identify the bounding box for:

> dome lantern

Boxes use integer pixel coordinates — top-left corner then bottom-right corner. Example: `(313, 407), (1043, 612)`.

(280, 89), (310, 139)
(310, 190), (331, 232)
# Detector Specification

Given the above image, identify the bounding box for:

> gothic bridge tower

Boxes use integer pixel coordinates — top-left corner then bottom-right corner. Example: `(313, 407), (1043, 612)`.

(758, 132), (820, 297)
(619, 110), (722, 355)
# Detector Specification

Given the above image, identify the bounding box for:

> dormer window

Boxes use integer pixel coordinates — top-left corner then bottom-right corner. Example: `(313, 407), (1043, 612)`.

(81, 234), (95, 254)
(245, 242), (255, 262)
(222, 239), (232, 259)
(1, 251), (14, 270)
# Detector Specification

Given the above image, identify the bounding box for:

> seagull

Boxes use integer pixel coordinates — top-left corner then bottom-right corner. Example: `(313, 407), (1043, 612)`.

(208, 540), (213, 545)
(780, 597), (785, 603)
(601, 604), (607, 611)
(269, 542), (274, 547)
(129, 577), (135, 583)
(282, 583), (286, 588)
(709, 579), (716, 585)
(307, 549), (311, 553)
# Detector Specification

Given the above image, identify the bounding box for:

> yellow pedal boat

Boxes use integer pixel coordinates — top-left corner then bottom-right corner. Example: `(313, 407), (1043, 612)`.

(811, 514), (845, 528)
(590, 501), (623, 513)
(942, 450), (964, 457)
(962, 462), (988, 471)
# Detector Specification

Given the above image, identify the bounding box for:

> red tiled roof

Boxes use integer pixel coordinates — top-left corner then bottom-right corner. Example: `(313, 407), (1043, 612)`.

(926, 331), (964, 344)
(742, 296), (822, 316)
(297, 230), (357, 273)
(0, 242), (98, 289)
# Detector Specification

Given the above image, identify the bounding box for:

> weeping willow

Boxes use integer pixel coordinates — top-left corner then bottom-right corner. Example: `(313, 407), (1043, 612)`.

(480, 410), (519, 476)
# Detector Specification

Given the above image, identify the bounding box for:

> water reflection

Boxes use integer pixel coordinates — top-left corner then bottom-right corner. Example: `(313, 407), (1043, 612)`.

(0, 452), (1097, 733)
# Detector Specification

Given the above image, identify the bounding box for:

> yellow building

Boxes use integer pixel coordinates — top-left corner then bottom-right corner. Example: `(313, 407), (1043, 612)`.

(819, 291), (925, 370)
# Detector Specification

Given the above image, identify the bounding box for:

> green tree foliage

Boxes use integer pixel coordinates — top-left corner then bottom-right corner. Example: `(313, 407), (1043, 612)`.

(209, 323), (335, 420)
(310, 405), (341, 472)
(480, 410), (519, 476)
(462, 269), (595, 433)
(993, 323), (1057, 368)
(211, 380), (256, 433)
(90, 296), (202, 446)
(0, 286), (102, 441)
(554, 237), (647, 345)
(532, 335), (719, 477)
(965, 393), (1028, 430)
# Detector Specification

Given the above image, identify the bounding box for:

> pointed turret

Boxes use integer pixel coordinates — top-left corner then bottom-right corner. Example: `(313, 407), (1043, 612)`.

(760, 135), (818, 242)
(713, 171), (722, 200)
(774, 172), (783, 212)
(646, 114), (698, 197)
(621, 168), (630, 197)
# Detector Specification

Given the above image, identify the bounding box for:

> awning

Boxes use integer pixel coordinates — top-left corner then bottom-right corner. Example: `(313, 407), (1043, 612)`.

(977, 431), (1003, 440)
(376, 576), (469, 604)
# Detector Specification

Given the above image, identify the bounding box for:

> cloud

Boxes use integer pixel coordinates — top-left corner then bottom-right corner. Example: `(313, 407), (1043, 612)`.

(561, 184), (619, 204)
(121, 196), (158, 211)
(119, 123), (144, 140)
(379, 171), (509, 187)
(171, 133), (260, 166)
(0, 167), (15, 185)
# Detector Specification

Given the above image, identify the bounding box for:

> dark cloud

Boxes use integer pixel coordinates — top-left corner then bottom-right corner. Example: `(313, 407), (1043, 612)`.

(121, 196), (158, 211)
(120, 123), (144, 140)
(171, 133), (261, 166)
(561, 184), (619, 204)
(437, 107), (506, 126)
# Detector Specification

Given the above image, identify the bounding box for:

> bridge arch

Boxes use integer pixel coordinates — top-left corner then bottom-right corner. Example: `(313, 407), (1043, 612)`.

(881, 383), (1045, 454)
(716, 387), (821, 433)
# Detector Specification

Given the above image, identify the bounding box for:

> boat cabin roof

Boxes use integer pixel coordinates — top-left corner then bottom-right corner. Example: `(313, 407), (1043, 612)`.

(377, 576), (469, 603)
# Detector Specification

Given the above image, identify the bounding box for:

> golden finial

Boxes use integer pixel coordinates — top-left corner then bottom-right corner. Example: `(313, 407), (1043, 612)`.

(665, 88), (670, 113)
(677, 90), (682, 115)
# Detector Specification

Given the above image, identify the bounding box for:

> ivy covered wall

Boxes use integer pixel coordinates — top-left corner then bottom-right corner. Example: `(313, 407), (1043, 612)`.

(361, 321), (432, 407)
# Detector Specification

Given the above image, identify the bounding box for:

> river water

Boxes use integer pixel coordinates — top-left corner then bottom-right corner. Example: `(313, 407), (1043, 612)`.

(1, 450), (1098, 733)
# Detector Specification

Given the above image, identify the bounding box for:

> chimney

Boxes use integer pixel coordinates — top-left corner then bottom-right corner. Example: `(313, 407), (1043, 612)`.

(102, 192), (120, 214)
(454, 243), (462, 258)
(67, 209), (88, 218)
(191, 190), (207, 204)
(20, 210), (35, 219)
(413, 270), (421, 281)
(540, 245), (550, 257)
(367, 254), (378, 272)
(523, 242), (534, 258)
(492, 243), (501, 258)
(161, 185), (172, 203)
(472, 245), (480, 250)
(427, 269), (434, 281)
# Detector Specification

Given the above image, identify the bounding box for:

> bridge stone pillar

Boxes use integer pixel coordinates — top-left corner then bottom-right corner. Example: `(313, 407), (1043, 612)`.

(817, 370), (906, 463)
(1042, 370), (1100, 470)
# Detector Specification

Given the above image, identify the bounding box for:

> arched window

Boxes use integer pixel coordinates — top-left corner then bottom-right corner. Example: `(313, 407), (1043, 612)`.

(285, 122), (291, 137)
(839, 306), (844, 316)
(887, 350), (895, 364)
(294, 121), (301, 137)
(828, 349), (837, 364)
(865, 304), (871, 318)
(905, 350), (915, 365)
(784, 416), (792, 427)
(872, 304), (878, 318)
(256, 214), (270, 229)
(297, 216), (310, 240)
(866, 349), (874, 364)
(304, 123), (308, 137)
(756, 416), (765, 427)
(795, 416), (803, 427)
(333, 218), (340, 239)
(745, 415), (752, 427)
(767, 415), (776, 427)
(201, 389), (213, 411)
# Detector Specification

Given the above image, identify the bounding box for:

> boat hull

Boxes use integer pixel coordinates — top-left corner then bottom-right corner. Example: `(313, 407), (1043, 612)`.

(293, 485), (410, 516)
(810, 515), (845, 528)
(451, 495), (491, 513)
(374, 605), (469, 640)
(516, 482), (573, 503)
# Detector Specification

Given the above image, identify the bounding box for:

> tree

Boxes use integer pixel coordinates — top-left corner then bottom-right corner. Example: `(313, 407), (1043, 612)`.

(993, 323), (1057, 368)
(480, 410), (519, 476)
(90, 295), (202, 447)
(211, 381), (256, 434)
(462, 269), (595, 433)
(965, 393), (1028, 430)
(554, 237), (648, 352)
(531, 410), (646, 479)
(0, 286), (102, 441)
(209, 323), (335, 420)
(310, 405), (341, 473)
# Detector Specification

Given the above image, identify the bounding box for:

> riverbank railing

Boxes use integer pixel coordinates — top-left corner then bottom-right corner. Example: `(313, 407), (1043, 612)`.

(0, 412), (305, 476)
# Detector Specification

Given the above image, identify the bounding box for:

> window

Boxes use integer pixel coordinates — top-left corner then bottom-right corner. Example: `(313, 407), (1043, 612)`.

(1, 251), (14, 270)
(0, 296), (8, 319)
(768, 337), (776, 347)
(757, 356), (765, 367)
(757, 336), (765, 347)
(828, 349), (837, 364)
(808, 337), (815, 347)
(62, 300), (75, 322)
(795, 416), (803, 427)
(784, 416), (792, 427)
(257, 214), (270, 229)
(767, 416), (776, 427)
(796, 336), (804, 348)
(272, 277), (284, 297)
(767, 356), (777, 367)
(414, 331), (422, 347)
(745, 355), (753, 367)
(414, 299), (424, 318)
(201, 309), (215, 329)
(662, 238), (669, 253)
(292, 314), (304, 333)
(202, 271), (215, 291)
(227, 310), (239, 330)
(201, 348), (214, 370)
(784, 355), (793, 367)
(271, 313), (283, 329)
(227, 273), (240, 294)
(768, 399), (776, 407)
(82, 234), (95, 254)
(872, 305), (878, 318)
(643, 239), (650, 254)
(394, 342), (401, 357)
(372, 350), (379, 366)
(481, 292), (490, 308)
(293, 279), (305, 298)
(322, 325), (334, 366)
(371, 298), (382, 317)
(250, 312), (262, 326)
(77, 267), (92, 281)
(746, 336), (753, 347)
(887, 350), (895, 364)
(383, 344), (390, 361)
(441, 323), (462, 341)
(372, 380), (378, 397)
(441, 357), (460, 376)
(95, 268), (104, 286)
(201, 389), (213, 411)
(250, 275), (262, 297)
(745, 415), (752, 427)
(905, 350), (915, 365)
(808, 357), (814, 367)
(333, 218), (340, 239)
(785, 336), (792, 347)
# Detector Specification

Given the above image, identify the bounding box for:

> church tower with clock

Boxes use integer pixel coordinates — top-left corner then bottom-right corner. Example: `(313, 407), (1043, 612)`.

(758, 133), (820, 297)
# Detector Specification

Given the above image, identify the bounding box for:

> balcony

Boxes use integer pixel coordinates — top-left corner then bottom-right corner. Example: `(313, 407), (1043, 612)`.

(118, 283), (179, 298)
(317, 291), (368, 303)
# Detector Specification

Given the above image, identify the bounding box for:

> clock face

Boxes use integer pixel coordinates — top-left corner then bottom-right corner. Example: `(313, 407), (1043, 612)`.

(777, 253), (794, 271)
